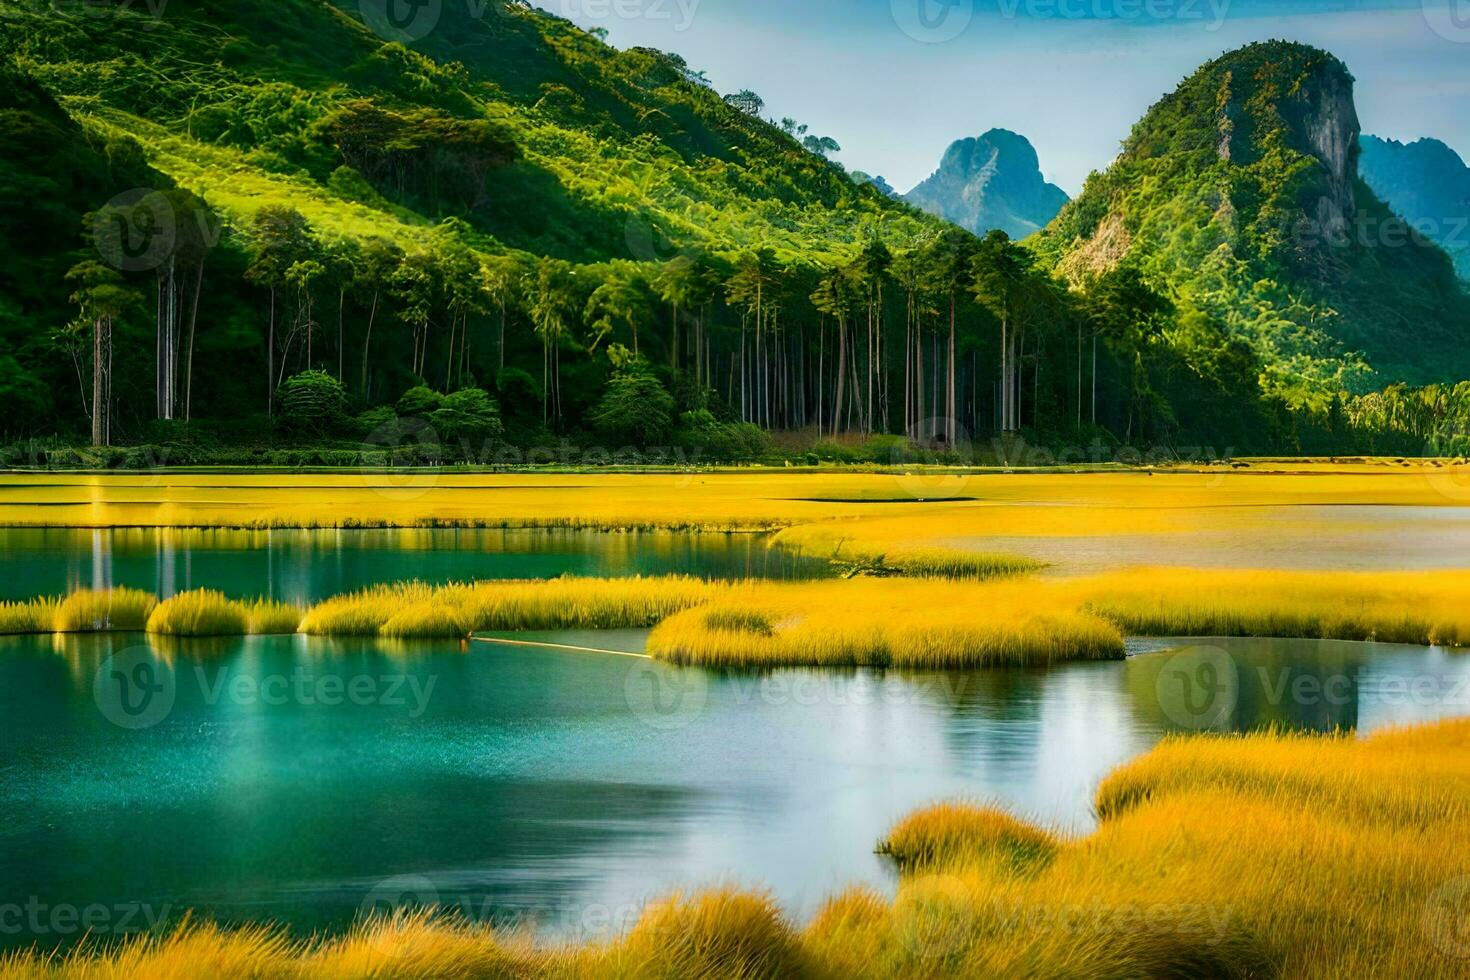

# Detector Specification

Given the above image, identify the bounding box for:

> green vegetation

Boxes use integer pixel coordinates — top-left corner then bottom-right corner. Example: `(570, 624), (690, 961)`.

(1034, 41), (1470, 416)
(2, 10), (1465, 461)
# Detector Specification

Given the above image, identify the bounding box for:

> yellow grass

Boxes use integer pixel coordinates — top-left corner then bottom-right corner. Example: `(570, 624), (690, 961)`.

(8, 568), (1470, 663)
(646, 577), (1126, 668)
(52, 588), (156, 632)
(300, 576), (727, 639)
(1070, 567), (1470, 646)
(11, 718), (1470, 978)
(0, 596), (59, 634)
(4, 466), (1469, 534)
(146, 589), (249, 636)
(245, 598), (305, 635)
(877, 803), (1059, 875)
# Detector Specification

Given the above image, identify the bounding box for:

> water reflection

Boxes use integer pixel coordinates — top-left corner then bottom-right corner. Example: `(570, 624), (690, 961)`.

(0, 527), (830, 603)
(1, 632), (1467, 949)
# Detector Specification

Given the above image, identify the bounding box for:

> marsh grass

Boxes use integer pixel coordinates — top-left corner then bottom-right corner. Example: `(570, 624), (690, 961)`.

(647, 579), (1127, 669)
(9, 568), (1470, 662)
(301, 576), (726, 639)
(146, 589), (249, 636)
(878, 803), (1059, 875)
(0, 596), (58, 634)
(245, 598), (304, 635)
(52, 588), (155, 632)
(1073, 568), (1470, 646)
(15, 718), (1470, 978)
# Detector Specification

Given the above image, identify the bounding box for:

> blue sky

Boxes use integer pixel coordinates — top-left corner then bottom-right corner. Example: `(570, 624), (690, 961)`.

(547, 0), (1470, 195)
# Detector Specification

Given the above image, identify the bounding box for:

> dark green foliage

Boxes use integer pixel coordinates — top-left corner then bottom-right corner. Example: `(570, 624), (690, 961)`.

(1034, 41), (1470, 406)
(396, 386), (444, 418)
(431, 388), (503, 445)
(0, 10), (1463, 460)
(591, 354), (675, 446)
(277, 370), (347, 435)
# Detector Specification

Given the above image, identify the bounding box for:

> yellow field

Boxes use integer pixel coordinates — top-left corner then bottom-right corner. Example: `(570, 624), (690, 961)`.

(8, 716), (1467, 978)
(3, 463), (1470, 533)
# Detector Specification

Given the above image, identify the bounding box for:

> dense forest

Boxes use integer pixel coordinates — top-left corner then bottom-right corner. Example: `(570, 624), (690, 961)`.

(2, 3), (1469, 466)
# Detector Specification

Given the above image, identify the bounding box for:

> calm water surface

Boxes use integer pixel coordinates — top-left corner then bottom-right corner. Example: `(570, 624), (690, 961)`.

(2, 630), (1466, 949)
(0, 527), (828, 603)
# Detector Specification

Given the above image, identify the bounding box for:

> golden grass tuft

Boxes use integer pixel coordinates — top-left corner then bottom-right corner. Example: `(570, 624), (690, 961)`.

(647, 578), (1126, 669)
(0, 596), (59, 634)
(52, 587), (156, 632)
(244, 598), (304, 635)
(301, 576), (725, 639)
(600, 888), (806, 980)
(146, 589), (249, 636)
(879, 803), (1059, 875)
(302, 911), (532, 979)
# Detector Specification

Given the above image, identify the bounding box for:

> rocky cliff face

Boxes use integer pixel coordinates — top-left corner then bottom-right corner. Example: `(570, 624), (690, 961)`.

(1214, 51), (1360, 245)
(903, 129), (1069, 239)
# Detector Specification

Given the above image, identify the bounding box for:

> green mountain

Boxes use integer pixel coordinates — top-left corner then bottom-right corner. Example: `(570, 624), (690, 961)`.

(1033, 41), (1470, 408)
(905, 129), (1070, 240)
(1359, 135), (1470, 281)
(2, 12), (1467, 458)
(0, 0), (942, 439)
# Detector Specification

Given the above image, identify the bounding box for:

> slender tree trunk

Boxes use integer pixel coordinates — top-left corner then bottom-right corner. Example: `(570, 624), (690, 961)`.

(834, 318), (847, 437)
(1091, 334), (1098, 426)
(338, 287), (345, 380)
(267, 287), (276, 415)
(92, 316), (105, 446)
(947, 294), (957, 443)
(360, 291), (380, 397)
(185, 261), (203, 423)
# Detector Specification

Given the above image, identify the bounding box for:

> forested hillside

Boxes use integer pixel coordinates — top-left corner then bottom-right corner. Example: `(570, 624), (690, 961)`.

(1, 7), (1467, 461)
(1034, 42), (1470, 408)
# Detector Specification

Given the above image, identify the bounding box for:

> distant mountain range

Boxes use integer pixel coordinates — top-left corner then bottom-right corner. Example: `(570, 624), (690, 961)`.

(903, 129), (1070, 240)
(1359, 135), (1470, 281)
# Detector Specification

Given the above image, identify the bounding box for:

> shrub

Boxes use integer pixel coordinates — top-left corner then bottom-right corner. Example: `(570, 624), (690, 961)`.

(354, 406), (399, 439)
(431, 388), (503, 447)
(396, 384), (443, 418)
(276, 370), (347, 436)
(590, 359), (674, 446)
(677, 411), (770, 462)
